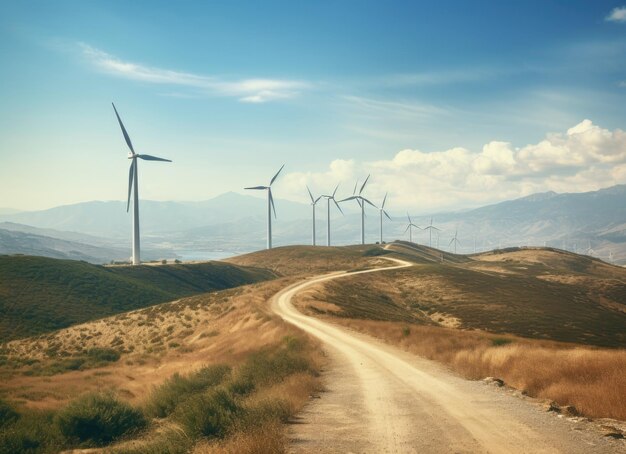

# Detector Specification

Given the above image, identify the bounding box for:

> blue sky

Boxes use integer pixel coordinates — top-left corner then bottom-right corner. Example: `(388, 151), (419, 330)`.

(1, 1), (626, 212)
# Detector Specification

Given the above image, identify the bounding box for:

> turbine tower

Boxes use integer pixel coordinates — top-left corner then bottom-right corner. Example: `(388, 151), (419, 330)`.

(320, 185), (344, 246)
(404, 213), (421, 243)
(449, 229), (461, 254)
(244, 165), (284, 250)
(112, 103), (172, 266)
(378, 193), (392, 244)
(307, 186), (322, 246)
(341, 175), (376, 245)
(423, 218), (440, 248)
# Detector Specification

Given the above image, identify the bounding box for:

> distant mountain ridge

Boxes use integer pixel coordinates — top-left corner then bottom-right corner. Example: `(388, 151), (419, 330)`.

(1, 185), (625, 264)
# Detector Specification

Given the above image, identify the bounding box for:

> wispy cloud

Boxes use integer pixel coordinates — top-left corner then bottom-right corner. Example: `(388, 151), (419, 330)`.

(79, 43), (309, 103)
(606, 6), (626, 22)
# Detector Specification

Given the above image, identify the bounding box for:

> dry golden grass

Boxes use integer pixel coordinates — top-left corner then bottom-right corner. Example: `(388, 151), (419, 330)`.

(195, 420), (285, 454)
(226, 244), (390, 277)
(0, 277), (302, 410)
(331, 318), (626, 420)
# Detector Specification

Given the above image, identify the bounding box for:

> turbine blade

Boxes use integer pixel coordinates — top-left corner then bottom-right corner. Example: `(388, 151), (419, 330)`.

(137, 154), (172, 162)
(269, 189), (277, 218)
(332, 184), (339, 198)
(449, 238), (454, 245)
(333, 198), (344, 215)
(352, 180), (358, 195)
(359, 174), (370, 194)
(356, 198), (362, 208)
(315, 196), (323, 203)
(382, 192), (388, 209)
(407, 212), (413, 224)
(339, 196), (357, 202)
(127, 160), (135, 212)
(270, 164), (285, 185)
(112, 103), (135, 155)
(404, 224), (411, 234)
(306, 185), (315, 203)
(244, 186), (268, 190)
(361, 197), (377, 208)
(432, 226), (441, 231)
(384, 210), (392, 221)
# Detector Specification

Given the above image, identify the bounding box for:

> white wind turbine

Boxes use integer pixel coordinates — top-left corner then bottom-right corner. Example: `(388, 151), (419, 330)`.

(341, 175), (377, 245)
(378, 193), (392, 244)
(112, 103), (172, 266)
(423, 217), (440, 248)
(404, 213), (421, 243)
(449, 228), (461, 254)
(307, 186), (322, 246)
(245, 165), (284, 250)
(320, 185), (344, 246)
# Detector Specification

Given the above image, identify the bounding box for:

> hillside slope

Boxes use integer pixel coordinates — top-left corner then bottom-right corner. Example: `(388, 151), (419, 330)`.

(297, 243), (626, 347)
(0, 256), (275, 342)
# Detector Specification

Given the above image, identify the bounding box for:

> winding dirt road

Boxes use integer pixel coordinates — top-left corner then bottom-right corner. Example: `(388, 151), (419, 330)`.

(272, 258), (624, 453)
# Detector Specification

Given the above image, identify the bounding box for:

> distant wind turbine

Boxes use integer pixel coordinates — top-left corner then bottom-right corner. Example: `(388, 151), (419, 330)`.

(404, 213), (421, 243)
(423, 217), (440, 248)
(112, 103), (172, 266)
(244, 165), (284, 250)
(449, 228), (461, 254)
(341, 175), (376, 245)
(320, 185), (344, 246)
(307, 186), (322, 246)
(378, 193), (392, 244)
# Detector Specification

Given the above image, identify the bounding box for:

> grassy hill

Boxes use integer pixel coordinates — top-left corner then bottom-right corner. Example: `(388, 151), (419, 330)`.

(0, 255), (275, 342)
(226, 244), (389, 276)
(298, 242), (626, 348)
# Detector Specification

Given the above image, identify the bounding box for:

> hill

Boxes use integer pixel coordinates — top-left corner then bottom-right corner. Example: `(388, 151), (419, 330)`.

(296, 242), (626, 348)
(0, 255), (275, 342)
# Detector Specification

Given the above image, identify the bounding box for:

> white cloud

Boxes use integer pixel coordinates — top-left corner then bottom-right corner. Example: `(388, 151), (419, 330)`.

(606, 6), (626, 22)
(79, 43), (309, 103)
(280, 120), (626, 213)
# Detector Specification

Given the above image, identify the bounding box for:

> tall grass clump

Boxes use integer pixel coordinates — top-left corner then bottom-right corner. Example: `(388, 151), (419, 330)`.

(229, 336), (311, 396)
(55, 392), (147, 446)
(146, 364), (231, 418)
(174, 389), (242, 438)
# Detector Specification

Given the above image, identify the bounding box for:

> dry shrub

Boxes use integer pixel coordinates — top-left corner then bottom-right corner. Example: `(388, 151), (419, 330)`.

(337, 319), (626, 420)
(193, 420), (285, 454)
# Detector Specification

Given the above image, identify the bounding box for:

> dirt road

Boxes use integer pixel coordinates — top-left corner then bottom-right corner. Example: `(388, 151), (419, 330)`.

(272, 259), (624, 453)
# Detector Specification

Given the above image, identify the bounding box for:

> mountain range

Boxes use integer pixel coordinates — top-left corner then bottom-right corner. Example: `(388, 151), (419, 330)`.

(1, 185), (625, 264)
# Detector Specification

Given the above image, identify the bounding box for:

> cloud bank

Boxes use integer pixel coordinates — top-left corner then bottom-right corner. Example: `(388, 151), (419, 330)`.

(280, 120), (626, 212)
(79, 44), (309, 103)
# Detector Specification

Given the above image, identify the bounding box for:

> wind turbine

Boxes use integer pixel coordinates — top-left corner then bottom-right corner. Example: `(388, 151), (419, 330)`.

(449, 229), (461, 254)
(244, 165), (284, 250)
(112, 103), (172, 266)
(320, 185), (344, 246)
(404, 213), (421, 243)
(341, 175), (377, 245)
(307, 186), (322, 246)
(423, 217), (440, 248)
(378, 193), (392, 244)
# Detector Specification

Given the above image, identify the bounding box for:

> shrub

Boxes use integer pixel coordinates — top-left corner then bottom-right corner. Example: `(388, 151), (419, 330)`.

(491, 338), (513, 347)
(146, 364), (231, 418)
(0, 398), (18, 428)
(174, 389), (241, 438)
(86, 347), (120, 363)
(0, 410), (62, 454)
(55, 392), (147, 446)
